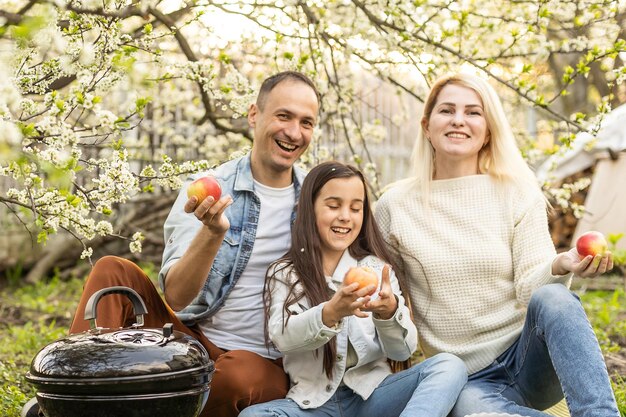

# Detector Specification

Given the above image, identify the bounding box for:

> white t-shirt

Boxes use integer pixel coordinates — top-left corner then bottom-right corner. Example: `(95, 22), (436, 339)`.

(199, 180), (295, 359)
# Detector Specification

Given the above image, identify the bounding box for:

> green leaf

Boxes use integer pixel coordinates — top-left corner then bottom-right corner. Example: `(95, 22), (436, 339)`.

(17, 122), (37, 137)
(37, 230), (48, 244)
(218, 51), (231, 64)
(112, 139), (123, 150)
(112, 51), (136, 71)
(608, 233), (624, 247)
(573, 16), (584, 27)
(11, 15), (48, 44)
(576, 61), (590, 76)
(55, 100), (65, 112)
(538, 7), (552, 18)
(65, 194), (82, 207)
(135, 97), (151, 112)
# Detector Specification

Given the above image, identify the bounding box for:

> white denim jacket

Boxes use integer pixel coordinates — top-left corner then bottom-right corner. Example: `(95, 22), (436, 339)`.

(267, 251), (418, 409)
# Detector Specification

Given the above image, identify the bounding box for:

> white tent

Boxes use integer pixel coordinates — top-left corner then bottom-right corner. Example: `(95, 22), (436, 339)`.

(535, 104), (626, 250)
(536, 103), (626, 182)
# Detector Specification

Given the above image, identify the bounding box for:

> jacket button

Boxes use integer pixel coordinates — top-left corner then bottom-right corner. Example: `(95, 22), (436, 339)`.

(336, 354), (343, 361)
(398, 313), (403, 320)
(303, 400), (310, 405)
(326, 384), (333, 392)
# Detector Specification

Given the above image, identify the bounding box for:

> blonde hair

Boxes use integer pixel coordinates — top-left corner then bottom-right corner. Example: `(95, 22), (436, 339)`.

(410, 73), (541, 198)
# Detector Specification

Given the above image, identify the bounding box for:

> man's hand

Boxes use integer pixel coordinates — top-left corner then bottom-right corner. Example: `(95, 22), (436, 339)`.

(185, 195), (233, 235)
(165, 194), (233, 311)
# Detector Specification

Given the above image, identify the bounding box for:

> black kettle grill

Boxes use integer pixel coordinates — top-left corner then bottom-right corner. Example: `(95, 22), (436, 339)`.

(25, 286), (214, 417)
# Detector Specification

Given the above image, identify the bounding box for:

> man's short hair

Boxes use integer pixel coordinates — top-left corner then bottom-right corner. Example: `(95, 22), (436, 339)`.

(256, 71), (320, 111)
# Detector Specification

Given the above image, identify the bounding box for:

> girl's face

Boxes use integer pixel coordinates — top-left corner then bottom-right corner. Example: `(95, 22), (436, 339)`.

(314, 176), (365, 267)
(422, 84), (489, 175)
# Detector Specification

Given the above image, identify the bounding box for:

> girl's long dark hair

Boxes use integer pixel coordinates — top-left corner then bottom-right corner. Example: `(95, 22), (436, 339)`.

(264, 161), (410, 378)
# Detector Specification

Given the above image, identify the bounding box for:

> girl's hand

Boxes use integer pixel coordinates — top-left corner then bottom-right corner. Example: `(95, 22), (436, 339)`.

(322, 282), (374, 327)
(552, 247), (613, 278)
(363, 265), (398, 320)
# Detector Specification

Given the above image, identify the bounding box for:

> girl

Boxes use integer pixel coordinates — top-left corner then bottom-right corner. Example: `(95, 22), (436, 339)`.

(239, 161), (467, 417)
(375, 73), (618, 417)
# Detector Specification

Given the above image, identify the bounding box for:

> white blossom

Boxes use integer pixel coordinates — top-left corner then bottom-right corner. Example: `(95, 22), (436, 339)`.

(81, 247), (94, 259)
(0, 0), (623, 258)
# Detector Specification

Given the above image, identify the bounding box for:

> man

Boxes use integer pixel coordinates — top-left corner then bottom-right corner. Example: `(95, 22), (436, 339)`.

(27, 71), (320, 417)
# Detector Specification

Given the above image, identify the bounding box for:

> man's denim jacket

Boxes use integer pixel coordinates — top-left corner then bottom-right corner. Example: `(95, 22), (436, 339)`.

(158, 153), (305, 325)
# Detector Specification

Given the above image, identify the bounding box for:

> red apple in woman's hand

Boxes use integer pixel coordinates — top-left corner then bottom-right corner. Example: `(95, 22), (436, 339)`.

(576, 231), (608, 258)
(344, 267), (379, 296)
(187, 176), (221, 209)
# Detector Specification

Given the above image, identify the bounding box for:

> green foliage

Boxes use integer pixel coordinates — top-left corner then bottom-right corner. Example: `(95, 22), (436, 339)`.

(0, 372), (28, 417)
(1, 272), (625, 416)
(0, 275), (84, 416)
(580, 289), (626, 354)
(0, 321), (72, 417)
(3, 264), (24, 287)
(0, 265), (167, 415)
(10, 15), (48, 45)
(608, 233), (626, 268)
(612, 375), (626, 416)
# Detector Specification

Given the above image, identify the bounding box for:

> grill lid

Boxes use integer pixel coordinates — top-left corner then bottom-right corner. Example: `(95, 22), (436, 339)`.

(26, 287), (213, 395)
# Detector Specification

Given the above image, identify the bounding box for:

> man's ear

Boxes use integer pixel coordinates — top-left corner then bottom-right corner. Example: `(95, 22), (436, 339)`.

(248, 103), (258, 128)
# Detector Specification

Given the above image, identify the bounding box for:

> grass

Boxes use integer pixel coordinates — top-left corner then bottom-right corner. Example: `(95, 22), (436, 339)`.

(1, 272), (625, 416)
(578, 287), (626, 416)
(0, 275), (84, 417)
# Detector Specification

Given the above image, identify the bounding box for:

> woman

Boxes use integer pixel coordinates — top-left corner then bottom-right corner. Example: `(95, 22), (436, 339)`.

(239, 161), (467, 417)
(374, 73), (618, 417)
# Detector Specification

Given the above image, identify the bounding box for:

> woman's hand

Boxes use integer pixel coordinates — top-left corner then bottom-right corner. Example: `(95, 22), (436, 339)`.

(362, 265), (398, 320)
(552, 247), (614, 278)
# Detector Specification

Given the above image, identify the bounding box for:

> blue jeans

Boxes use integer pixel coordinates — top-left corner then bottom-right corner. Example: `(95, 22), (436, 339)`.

(451, 284), (619, 417)
(239, 353), (467, 417)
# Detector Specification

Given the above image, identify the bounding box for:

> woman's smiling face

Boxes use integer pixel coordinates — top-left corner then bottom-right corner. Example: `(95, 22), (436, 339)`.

(422, 83), (489, 174)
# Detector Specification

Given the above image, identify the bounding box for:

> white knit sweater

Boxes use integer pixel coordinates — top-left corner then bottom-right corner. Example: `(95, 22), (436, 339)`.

(374, 175), (572, 374)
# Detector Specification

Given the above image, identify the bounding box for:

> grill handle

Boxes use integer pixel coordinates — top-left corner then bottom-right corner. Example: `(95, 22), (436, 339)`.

(84, 286), (149, 330)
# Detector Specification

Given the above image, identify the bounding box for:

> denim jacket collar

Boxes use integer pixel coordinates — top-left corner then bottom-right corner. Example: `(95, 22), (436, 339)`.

(235, 153), (306, 194)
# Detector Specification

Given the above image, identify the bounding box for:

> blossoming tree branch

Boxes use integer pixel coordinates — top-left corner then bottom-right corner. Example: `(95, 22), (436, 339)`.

(0, 0), (624, 281)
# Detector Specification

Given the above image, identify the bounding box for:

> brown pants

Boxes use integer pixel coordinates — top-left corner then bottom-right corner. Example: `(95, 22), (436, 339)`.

(69, 256), (288, 417)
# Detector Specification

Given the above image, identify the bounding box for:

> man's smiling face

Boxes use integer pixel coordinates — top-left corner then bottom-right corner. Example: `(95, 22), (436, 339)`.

(248, 79), (319, 186)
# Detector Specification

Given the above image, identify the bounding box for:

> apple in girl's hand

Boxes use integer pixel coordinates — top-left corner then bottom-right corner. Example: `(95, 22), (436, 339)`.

(344, 267), (379, 296)
(576, 231), (608, 258)
(187, 176), (221, 209)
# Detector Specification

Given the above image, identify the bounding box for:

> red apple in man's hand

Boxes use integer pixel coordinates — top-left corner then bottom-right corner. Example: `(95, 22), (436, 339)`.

(576, 231), (608, 258)
(187, 176), (222, 209)
(344, 267), (379, 296)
